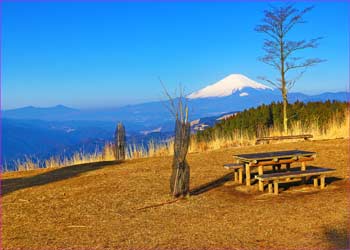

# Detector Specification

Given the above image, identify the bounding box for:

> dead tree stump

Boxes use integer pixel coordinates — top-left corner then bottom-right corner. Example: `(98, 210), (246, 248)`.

(114, 122), (126, 160)
(170, 119), (191, 197)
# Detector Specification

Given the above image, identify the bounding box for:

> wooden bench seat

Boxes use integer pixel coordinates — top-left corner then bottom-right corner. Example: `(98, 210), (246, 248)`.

(224, 163), (244, 184)
(256, 134), (313, 145)
(255, 167), (336, 194)
(223, 163), (244, 169)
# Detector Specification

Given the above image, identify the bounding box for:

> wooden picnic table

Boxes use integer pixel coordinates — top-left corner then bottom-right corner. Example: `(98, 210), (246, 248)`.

(233, 150), (316, 188)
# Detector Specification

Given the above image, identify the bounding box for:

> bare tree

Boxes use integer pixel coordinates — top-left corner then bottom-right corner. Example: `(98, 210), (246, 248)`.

(255, 4), (324, 133)
(162, 82), (191, 197)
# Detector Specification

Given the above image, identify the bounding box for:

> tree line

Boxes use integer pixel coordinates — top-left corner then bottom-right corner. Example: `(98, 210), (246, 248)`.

(195, 100), (348, 142)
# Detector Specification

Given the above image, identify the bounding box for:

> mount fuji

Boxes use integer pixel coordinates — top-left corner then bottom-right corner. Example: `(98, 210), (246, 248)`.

(184, 74), (280, 117)
(187, 74), (273, 99)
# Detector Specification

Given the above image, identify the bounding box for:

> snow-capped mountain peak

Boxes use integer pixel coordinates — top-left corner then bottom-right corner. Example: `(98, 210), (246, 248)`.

(187, 74), (272, 99)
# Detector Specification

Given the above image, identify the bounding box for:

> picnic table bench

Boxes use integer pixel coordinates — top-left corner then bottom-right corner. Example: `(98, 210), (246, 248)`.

(224, 149), (336, 195)
(255, 167), (336, 194)
(256, 134), (313, 144)
(234, 150), (316, 187)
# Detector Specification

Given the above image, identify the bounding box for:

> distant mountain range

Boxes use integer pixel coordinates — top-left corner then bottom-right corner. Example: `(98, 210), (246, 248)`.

(1, 119), (114, 166)
(2, 74), (348, 169)
(2, 118), (174, 169)
(4, 74), (348, 125)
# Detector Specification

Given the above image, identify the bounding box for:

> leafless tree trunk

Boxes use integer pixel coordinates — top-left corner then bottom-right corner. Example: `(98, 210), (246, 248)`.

(170, 115), (191, 197)
(255, 4), (324, 133)
(162, 82), (191, 197)
(114, 122), (126, 160)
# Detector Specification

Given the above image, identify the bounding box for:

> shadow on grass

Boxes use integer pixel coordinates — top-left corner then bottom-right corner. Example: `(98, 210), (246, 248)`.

(276, 166), (343, 192)
(278, 177), (343, 192)
(190, 172), (234, 196)
(1, 160), (121, 196)
(324, 226), (350, 250)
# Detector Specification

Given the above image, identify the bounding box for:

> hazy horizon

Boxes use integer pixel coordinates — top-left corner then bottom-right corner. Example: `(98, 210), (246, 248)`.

(2, 86), (348, 111)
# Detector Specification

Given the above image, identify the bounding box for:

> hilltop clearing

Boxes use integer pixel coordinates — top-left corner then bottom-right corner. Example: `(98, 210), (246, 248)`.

(2, 138), (349, 249)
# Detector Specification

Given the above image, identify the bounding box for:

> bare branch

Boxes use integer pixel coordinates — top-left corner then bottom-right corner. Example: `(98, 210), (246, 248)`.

(286, 70), (306, 90)
(255, 3), (324, 88)
(159, 78), (177, 118)
(255, 25), (281, 43)
(263, 39), (279, 50)
(160, 79), (189, 123)
(283, 6), (314, 35)
(178, 88), (183, 122)
(258, 76), (281, 90)
(259, 56), (281, 70)
(285, 58), (325, 73)
(284, 37), (323, 59)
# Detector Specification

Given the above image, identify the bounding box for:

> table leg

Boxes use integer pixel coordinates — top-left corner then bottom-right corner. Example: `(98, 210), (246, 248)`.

(268, 183), (273, 193)
(320, 175), (325, 189)
(301, 161), (306, 184)
(313, 178), (318, 187)
(274, 181), (279, 195)
(245, 163), (251, 186)
(258, 165), (264, 191)
(234, 171), (238, 182)
(258, 180), (264, 191)
(238, 168), (243, 184)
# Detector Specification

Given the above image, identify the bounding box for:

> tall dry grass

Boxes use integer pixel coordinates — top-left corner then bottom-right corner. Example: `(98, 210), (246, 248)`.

(6, 111), (349, 172)
(98, 110), (350, 158)
(193, 110), (349, 151)
(8, 149), (116, 172)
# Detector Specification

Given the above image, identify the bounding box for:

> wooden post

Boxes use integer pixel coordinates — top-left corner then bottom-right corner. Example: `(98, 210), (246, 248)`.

(238, 168), (243, 184)
(313, 178), (318, 187)
(301, 161), (306, 184)
(274, 181), (279, 195)
(320, 175), (325, 189)
(268, 183), (273, 193)
(258, 165), (264, 191)
(245, 163), (251, 186)
(234, 171), (238, 182)
(259, 180), (264, 191)
(114, 122), (126, 160)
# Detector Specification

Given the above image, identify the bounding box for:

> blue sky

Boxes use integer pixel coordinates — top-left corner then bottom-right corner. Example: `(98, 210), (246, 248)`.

(1, 1), (349, 109)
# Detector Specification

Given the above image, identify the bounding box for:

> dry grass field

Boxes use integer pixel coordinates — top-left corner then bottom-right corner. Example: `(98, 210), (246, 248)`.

(2, 138), (349, 250)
